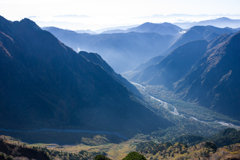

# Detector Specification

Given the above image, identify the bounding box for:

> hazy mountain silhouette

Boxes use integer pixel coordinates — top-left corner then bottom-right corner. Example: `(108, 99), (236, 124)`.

(75, 29), (96, 34)
(133, 26), (237, 72)
(175, 17), (240, 29)
(0, 16), (172, 138)
(131, 40), (208, 89)
(163, 25), (236, 55)
(101, 22), (182, 35)
(44, 27), (175, 73)
(126, 22), (183, 35)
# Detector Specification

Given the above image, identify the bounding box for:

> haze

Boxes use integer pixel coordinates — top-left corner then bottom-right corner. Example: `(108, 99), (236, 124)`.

(1, 0), (240, 30)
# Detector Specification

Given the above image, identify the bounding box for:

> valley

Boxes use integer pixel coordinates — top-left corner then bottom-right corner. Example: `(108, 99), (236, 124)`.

(0, 12), (240, 160)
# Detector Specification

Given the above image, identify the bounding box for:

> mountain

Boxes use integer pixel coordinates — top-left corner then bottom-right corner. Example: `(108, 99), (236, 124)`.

(0, 16), (172, 138)
(132, 25), (237, 72)
(43, 27), (175, 73)
(102, 22), (182, 35)
(126, 22), (183, 35)
(131, 31), (240, 120)
(131, 40), (208, 89)
(78, 51), (141, 96)
(133, 55), (165, 71)
(75, 29), (96, 34)
(175, 17), (240, 29)
(101, 29), (126, 34)
(174, 31), (240, 120)
(163, 25), (236, 55)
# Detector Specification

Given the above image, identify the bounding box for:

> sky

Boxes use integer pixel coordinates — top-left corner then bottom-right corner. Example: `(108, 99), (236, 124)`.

(1, 0), (240, 31)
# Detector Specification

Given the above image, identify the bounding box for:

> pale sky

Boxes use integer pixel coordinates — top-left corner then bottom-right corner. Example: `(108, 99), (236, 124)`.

(1, 0), (240, 31)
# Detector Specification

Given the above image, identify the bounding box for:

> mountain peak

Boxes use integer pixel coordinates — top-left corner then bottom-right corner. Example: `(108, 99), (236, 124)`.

(216, 17), (231, 21)
(19, 18), (41, 31)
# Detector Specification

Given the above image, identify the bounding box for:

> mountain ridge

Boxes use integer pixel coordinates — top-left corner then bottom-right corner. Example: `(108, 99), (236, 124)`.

(0, 16), (172, 138)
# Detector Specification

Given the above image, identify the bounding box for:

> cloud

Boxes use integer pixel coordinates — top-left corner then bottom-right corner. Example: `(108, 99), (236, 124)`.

(27, 16), (37, 18)
(54, 15), (90, 18)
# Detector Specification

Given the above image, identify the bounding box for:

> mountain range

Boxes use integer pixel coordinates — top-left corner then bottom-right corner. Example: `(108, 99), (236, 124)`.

(43, 27), (176, 73)
(102, 22), (183, 35)
(131, 25), (238, 71)
(131, 29), (240, 121)
(175, 17), (240, 29)
(0, 16), (172, 138)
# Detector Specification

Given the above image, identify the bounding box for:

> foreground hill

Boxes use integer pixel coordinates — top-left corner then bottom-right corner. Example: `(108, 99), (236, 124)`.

(0, 16), (172, 138)
(173, 128), (240, 147)
(44, 27), (175, 72)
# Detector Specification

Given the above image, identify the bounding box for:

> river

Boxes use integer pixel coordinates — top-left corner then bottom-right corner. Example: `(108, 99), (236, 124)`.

(131, 82), (240, 130)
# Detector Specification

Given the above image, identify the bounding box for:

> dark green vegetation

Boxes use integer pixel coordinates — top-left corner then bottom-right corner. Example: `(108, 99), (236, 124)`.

(135, 128), (240, 159)
(94, 155), (112, 160)
(136, 141), (226, 160)
(44, 26), (175, 72)
(94, 152), (147, 160)
(122, 152), (147, 160)
(0, 138), (50, 160)
(173, 128), (240, 147)
(0, 16), (173, 142)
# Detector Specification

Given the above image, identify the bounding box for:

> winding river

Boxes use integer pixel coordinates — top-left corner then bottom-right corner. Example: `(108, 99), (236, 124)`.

(131, 82), (240, 130)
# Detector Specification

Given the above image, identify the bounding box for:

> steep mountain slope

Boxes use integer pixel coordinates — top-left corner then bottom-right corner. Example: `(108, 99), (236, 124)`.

(132, 26), (237, 73)
(131, 40), (208, 89)
(163, 25), (236, 55)
(44, 27), (175, 73)
(78, 51), (141, 96)
(0, 16), (172, 138)
(174, 31), (240, 120)
(126, 22), (182, 35)
(133, 55), (165, 71)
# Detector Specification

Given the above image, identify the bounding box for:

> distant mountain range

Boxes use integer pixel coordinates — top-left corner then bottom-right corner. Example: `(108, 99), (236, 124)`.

(131, 25), (238, 71)
(175, 17), (240, 29)
(43, 27), (175, 73)
(131, 40), (208, 89)
(0, 16), (172, 138)
(102, 22), (183, 35)
(131, 30), (240, 120)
